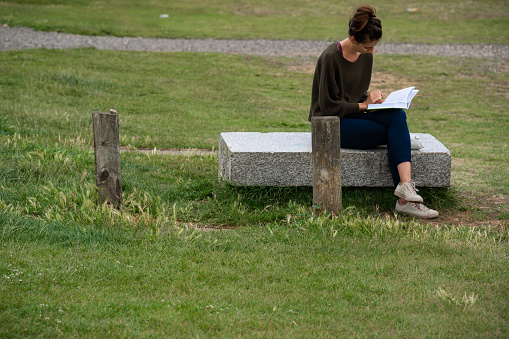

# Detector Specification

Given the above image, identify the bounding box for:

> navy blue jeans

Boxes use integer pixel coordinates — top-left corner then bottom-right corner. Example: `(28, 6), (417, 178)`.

(340, 109), (411, 187)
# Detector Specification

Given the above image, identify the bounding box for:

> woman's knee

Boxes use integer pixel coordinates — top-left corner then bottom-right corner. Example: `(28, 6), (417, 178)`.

(366, 109), (407, 127)
(384, 109), (407, 123)
(392, 109), (407, 121)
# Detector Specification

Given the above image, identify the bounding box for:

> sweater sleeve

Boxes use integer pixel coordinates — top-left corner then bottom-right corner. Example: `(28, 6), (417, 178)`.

(360, 91), (368, 103)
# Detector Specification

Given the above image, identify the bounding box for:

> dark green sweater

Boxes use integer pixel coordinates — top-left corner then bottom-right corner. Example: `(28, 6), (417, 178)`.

(309, 42), (372, 120)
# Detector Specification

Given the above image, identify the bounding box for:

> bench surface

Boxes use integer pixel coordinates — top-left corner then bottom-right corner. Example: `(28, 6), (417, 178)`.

(219, 132), (451, 187)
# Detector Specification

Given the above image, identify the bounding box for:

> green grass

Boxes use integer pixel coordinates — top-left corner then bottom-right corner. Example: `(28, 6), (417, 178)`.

(1, 2), (509, 333)
(1, 49), (311, 149)
(1, 209), (508, 337)
(0, 48), (508, 336)
(1, 0), (508, 43)
(1, 49), (508, 197)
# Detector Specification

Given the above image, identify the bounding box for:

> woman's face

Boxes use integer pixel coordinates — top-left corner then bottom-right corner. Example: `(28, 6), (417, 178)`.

(351, 37), (379, 54)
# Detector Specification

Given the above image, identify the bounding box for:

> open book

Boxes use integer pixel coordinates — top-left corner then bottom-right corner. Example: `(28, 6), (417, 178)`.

(367, 86), (419, 110)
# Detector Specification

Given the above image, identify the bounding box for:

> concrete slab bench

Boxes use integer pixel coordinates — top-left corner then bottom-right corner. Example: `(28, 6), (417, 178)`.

(218, 132), (451, 187)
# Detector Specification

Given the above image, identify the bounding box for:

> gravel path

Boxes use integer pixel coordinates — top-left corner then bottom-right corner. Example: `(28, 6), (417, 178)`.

(2, 25), (509, 60)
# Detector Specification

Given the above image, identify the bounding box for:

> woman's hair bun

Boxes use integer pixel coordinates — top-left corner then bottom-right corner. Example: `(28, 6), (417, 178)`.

(348, 4), (382, 43)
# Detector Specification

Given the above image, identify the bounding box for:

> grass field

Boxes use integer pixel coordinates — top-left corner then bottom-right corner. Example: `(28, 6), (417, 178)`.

(1, 48), (508, 338)
(1, 0), (508, 43)
(1, 0), (508, 337)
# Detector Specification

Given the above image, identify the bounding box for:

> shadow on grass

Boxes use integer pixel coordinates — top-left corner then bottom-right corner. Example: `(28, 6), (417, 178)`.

(214, 183), (458, 215)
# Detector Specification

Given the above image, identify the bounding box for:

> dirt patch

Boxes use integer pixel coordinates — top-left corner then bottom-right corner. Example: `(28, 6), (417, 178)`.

(287, 61), (316, 74)
(425, 207), (507, 229)
(381, 192), (508, 228)
(120, 146), (215, 156)
(370, 71), (415, 94)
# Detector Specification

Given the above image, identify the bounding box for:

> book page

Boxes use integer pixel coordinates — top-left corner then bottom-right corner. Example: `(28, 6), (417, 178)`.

(384, 87), (416, 104)
(367, 87), (418, 110)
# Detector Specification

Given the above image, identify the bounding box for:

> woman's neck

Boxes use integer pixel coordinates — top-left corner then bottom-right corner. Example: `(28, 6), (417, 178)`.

(340, 38), (360, 62)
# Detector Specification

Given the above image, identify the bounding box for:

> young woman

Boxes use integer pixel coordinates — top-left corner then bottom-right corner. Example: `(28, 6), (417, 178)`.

(309, 4), (438, 218)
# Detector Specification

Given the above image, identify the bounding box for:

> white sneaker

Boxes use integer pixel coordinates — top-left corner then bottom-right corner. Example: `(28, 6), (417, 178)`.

(395, 201), (439, 219)
(394, 180), (423, 203)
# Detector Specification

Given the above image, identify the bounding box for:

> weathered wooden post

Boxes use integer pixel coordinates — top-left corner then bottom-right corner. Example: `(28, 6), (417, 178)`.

(311, 116), (342, 216)
(92, 109), (122, 209)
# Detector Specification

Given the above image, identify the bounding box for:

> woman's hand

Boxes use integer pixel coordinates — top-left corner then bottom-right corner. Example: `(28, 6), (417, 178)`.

(359, 90), (384, 111)
(366, 90), (384, 105)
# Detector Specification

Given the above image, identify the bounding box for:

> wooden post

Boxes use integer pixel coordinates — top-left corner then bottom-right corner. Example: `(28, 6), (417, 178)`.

(311, 116), (342, 216)
(92, 110), (122, 209)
